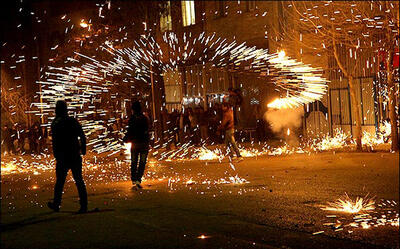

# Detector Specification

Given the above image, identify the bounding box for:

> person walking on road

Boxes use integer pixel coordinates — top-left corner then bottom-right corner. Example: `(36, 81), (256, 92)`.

(48, 100), (88, 213)
(218, 102), (242, 161)
(123, 101), (150, 189)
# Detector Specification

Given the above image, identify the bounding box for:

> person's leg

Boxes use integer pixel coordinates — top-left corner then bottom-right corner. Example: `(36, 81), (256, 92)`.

(71, 158), (87, 210)
(131, 149), (139, 182)
(137, 150), (148, 183)
(4, 141), (10, 154)
(224, 130), (233, 156)
(53, 162), (69, 207)
(226, 129), (241, 157)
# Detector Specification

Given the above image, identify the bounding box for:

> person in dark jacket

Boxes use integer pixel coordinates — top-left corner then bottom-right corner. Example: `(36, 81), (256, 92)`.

(123, 101), (150, 189)
(48, 100), (88, 213)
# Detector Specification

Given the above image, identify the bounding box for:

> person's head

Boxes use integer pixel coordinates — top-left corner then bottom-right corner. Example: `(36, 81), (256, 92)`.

(228, 87), (234, 94)
(55, 100), (68, 117)
(131, 101), (142, 115)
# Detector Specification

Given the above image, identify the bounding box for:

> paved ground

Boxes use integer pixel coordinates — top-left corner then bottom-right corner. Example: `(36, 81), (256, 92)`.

(1, 151), (399, 249)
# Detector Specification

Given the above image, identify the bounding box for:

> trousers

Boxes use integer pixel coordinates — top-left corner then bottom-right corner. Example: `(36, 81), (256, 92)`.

(224, 129), (241, 157)
(131, 149), (148, 183)
(53, 158), (87, 208)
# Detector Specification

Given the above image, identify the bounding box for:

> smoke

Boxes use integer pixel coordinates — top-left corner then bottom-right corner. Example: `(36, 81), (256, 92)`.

(264, 107), (303, 145)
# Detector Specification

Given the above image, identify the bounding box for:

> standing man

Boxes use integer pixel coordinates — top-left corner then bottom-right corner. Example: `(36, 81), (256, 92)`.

(48, 100), (88, 213)
(218, 102), (243, 161)
(123, 101), (150, 189)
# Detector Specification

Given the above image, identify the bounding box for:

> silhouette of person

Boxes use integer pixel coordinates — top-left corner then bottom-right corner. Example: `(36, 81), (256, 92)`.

(48, 100), (88, 213)
(123, 101), (150, 189)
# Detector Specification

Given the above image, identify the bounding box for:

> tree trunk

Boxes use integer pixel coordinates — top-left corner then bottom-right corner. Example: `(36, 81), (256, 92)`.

(348, 76), (363, 151)
(386, 51), (399, 151)
(332, 40), (363, 151)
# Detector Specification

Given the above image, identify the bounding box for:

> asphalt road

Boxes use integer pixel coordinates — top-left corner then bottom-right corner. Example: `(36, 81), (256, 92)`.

(1, 151), (399, 249)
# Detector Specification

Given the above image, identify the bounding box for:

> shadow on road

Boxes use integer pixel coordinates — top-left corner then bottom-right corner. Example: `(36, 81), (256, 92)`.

(1, 208), (114, 232)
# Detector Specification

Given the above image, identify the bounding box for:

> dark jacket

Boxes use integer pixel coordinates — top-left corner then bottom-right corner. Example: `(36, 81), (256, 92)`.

(123, 113), (150, 151)
(51, 116), (86, 162)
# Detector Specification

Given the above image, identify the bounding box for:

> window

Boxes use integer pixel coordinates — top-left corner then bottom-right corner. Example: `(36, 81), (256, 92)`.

(163, 69), (182, 111)
(246, 0), (255, 11)
(214, 0), (226, 18)
(181, 0), (195, 26)
(160, 1), (172, 32)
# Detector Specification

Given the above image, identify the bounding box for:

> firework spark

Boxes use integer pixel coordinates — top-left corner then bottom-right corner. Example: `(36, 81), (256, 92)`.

(322, 194), (375, 214)
(32, 33), (328, 155)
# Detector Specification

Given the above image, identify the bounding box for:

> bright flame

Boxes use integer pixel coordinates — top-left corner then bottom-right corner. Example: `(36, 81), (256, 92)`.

(278, 50), (286, 59)
(267, 97), (300, 109)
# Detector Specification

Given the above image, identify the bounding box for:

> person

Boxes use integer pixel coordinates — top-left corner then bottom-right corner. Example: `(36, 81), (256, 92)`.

(255, 104), (266, 142)
(218, 102), (242, 160)
(17, 124), (26, 154)
(2, 124), (16, 155)
(169, 109), (180, 148)
(192, 107), (201, 145)
(29, 123), (41, 154)
(123, 101), (150, 189)
(228, 87), (243, 126)
(180, 107), (191, 143)
(198, 106), (208, 144)
(48, 100), (88, 213)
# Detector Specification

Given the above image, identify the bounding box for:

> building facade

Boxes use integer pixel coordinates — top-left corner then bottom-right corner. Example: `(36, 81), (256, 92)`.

(156, 1), (285, 131)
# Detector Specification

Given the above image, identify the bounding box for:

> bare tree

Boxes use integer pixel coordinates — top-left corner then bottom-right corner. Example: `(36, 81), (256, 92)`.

(275, 1), (399, 151)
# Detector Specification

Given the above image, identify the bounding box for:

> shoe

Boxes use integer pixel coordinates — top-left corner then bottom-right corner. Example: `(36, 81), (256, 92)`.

(135, 180), (143, 189)
(47, 202), (60, 212)
(77, 207), (88, 214)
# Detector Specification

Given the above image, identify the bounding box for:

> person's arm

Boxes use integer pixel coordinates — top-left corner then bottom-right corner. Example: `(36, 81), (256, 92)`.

(218, 112), (228, 131)
(76, 120), (86, 155)
(51, 123), (58, 158)
(123, 117), (133, 142)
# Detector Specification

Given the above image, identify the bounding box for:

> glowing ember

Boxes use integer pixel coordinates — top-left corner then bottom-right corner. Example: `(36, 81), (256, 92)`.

(185, 179), (195, 185)
(322, 194), (375, 214)
(197, 235), (210, 239)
